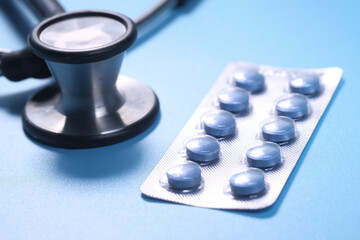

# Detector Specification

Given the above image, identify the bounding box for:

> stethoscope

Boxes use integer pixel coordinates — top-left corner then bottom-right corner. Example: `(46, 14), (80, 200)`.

(0, 0), (188, 148)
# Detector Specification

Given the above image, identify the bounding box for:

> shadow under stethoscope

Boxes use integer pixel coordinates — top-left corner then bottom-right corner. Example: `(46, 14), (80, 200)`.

(31, 110), (161, 179)
(0, 80), (52, 115)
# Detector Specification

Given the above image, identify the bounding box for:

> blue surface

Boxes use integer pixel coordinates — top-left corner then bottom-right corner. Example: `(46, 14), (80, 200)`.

(0, 0), (360, 239)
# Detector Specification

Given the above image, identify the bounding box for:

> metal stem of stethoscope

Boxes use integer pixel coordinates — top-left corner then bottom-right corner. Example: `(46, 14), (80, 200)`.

(1, 0), (188, 148)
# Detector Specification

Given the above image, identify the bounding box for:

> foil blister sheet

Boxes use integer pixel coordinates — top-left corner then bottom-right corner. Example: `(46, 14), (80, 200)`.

(141, 62), (342, 210)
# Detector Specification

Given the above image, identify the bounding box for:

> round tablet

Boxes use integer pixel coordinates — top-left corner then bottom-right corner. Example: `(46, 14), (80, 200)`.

(202, 110), (236, 137)
(186, 135), (220, 163)
(166, 163), (202, 190)
(261, 117), (295, 142)
(246, 142), (281, 168)
(217, 87), (249, 112)
(229, 168), (266, 196)
(233, 69), (265, 92)
(290, 75), (320, 95)
(276, 94), (308, 119)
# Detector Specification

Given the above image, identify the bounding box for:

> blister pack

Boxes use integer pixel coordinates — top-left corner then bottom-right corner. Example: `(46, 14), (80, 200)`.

(141, 62), (342, 210)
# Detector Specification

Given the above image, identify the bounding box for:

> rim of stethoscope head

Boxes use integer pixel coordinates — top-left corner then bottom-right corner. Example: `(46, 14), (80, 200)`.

(28, 10), (137, 64)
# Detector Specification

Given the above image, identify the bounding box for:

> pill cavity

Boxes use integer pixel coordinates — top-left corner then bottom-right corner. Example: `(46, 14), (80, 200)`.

(246, 142), (281, 168)
(261, 116), (295, 143)
(233, 69), (265, 92)
(290, 75), (320, 95)
(186, 135), (220, 163)
(229, 168), (266, 196)
(217, 87), (249, 112)
(202, 110), (236, 137)
(166, 163), (202, 190)
(276, 94), (308, 119)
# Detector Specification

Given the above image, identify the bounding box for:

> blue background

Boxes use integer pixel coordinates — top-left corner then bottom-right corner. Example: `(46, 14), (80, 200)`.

(1, 0), (359, 239)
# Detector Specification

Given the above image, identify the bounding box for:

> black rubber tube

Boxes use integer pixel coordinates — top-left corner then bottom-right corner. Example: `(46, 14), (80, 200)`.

(1, 0), (188, 81)
(1, 47), (51, 81)
(0, 0), (65, 81)
(136, 0), (188, 31)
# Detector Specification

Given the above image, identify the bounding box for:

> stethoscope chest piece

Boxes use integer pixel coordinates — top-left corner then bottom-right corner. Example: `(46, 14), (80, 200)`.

(23, 10), (159, 148)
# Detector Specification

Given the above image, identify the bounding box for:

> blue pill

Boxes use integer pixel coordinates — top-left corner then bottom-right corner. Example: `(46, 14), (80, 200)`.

(261, 117), (295, 142)
(166, 163), (202, 189)
(276, 94), (308, 119)
(290, 75), (320, 95)
(186, 135), (220, 163)
(202, 110), (236, 137)
(217, 87), (249, 112)
(246, 142), (281, 168)
(233, 69), (265, 92)
(230, 168), (266, 196)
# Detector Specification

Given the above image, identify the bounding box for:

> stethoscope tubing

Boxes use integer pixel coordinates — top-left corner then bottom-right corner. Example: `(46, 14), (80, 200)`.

(0, 0), (186, 81)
